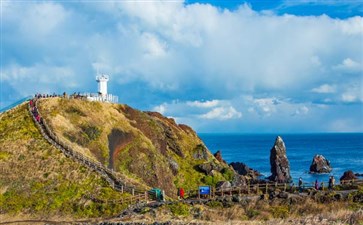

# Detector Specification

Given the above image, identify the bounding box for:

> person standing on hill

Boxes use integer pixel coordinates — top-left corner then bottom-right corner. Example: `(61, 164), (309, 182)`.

(298, 177), (303, 192)
(177, 188), (185, 200)
(315, 179), (319, 190)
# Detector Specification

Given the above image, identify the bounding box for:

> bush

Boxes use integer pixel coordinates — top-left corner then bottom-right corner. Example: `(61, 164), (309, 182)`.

(202, 175), (223, 186)
(270, 205), (289, 218)
(246, 209), (260, 219)
(168, 202), (190, 216)
(222, 168), (235, 181)
(206, 200), (223, 208)
(81, 124), (101, 141)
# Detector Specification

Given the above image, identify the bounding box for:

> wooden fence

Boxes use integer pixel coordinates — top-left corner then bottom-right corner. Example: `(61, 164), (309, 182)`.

(27, 97), (363, 204)
(28, 99), (147, 197)
(184, 179), (363, 200)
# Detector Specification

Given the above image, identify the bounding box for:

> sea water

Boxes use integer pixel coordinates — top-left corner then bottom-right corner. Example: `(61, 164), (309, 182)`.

(199, 133), (363, 185)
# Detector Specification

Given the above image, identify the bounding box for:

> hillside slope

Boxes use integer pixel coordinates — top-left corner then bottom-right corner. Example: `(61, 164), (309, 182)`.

(0, 103), (128, 218)
(37, 97), (232, 197)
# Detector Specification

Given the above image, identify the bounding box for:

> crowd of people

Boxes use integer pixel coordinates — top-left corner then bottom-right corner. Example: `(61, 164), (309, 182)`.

(29, 99), (42, 123)
(298, 176), (335, 192)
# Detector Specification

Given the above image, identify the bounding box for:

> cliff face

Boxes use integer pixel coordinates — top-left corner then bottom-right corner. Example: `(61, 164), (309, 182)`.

(37, 98), (230, 197)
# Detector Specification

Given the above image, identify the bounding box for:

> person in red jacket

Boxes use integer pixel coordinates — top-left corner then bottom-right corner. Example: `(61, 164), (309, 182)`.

(178, 188), (185, 200)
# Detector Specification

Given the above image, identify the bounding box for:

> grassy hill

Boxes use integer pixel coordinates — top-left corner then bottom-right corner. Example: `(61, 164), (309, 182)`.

(37, 97), (232, 197)
(0, 103), (128, 218)
(0, 97), (232, 218)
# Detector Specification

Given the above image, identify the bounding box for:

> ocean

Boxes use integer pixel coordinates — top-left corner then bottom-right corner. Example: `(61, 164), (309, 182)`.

(199, 133), (363, 185)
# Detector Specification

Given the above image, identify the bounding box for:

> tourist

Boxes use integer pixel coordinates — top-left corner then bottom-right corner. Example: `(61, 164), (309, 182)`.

(298, 177), (303, 192)
(315, 179), (319, 190)
(178, 187), (185, 200)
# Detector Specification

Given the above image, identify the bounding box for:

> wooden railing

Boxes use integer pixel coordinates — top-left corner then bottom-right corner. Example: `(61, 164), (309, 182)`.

(27, 98), (363, 203)
(183, 178), (363, 199)
(28, 99), (147, 196)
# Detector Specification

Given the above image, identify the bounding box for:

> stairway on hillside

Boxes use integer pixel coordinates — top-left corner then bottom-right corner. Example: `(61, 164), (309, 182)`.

(28, 98), (146, 196)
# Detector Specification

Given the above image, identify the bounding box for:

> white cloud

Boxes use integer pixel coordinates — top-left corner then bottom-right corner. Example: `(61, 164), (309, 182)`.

(333, 58), (362, 73)
(2, 1), (362, 132)
(244, 96), (280, 117)
(199, 106), (242, 120)
(292, 105), (309, 116)
(311, 84), (336, 93)
(340, 84), (363, 103)
(186, 100), (220, 108)
(152, 103), (167, 114)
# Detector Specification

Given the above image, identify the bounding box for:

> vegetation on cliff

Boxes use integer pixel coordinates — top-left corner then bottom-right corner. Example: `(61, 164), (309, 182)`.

(37, 97), (232, 197)
(0, 98), (232, 218)
(0, 103), (128, 217)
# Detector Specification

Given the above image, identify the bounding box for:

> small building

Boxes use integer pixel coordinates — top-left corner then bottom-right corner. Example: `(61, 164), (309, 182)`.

(83, 74), (118, 103)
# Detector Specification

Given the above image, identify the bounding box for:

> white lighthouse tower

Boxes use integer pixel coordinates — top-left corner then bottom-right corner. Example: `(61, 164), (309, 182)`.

(96, 74), (109, 97)
(84, 74), (118, 103)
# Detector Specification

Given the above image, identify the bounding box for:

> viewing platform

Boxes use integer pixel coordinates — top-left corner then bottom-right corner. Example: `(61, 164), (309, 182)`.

(82, 93), (119, 103)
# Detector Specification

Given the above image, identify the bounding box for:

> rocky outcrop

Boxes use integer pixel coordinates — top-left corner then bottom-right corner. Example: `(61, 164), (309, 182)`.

(340, 170), (357, 182)
(230, 162), (260, 181)
(231, 174), (248, 186)
(309, 154), (332, 173)
(197, 161), (224, 175)
(193, 144), (209, 160)
(216, 181), (231, 189)
(268, 136), (292, 183)
(214, 150), (227, 164)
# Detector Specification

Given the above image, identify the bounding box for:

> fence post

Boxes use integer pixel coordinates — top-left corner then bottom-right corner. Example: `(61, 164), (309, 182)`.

(132, 189), (135, 196)
(265, 183), (268, 195)
(284, 183), (287, 192)
(198, 188), (200, 199)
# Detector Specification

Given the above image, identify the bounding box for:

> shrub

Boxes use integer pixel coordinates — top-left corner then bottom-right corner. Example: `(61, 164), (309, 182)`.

(81, 124), (101, 141)
(222, 168), (235, 181)
(206, 200), (223, 208)
(246, 209), (260, 219)
(270, 205), (289, 218)
(168, 202), (190, 216)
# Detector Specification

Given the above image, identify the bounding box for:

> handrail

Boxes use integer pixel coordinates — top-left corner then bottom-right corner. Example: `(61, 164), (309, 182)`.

(28, 98), (147, 197)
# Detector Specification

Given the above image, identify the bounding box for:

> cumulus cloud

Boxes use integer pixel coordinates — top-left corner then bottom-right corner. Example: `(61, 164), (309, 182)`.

(199, 106), (242, 120)
(311, 84), (336, 93)
(333, 58), (362, 73)
(2, 1), (362, 131)
(186, 100), (220, 108)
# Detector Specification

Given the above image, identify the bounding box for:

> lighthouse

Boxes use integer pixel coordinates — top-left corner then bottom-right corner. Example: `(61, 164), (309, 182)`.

(96, 74), (109, 97)
(84, 74), (118, 103)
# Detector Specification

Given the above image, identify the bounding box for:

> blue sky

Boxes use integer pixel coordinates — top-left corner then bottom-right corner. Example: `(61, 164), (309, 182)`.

(1, 0), (363, 133)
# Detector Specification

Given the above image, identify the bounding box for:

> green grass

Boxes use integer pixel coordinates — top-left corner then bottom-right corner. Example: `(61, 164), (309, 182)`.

(0, 104), (129, 218)
(168, 202), (191, 216)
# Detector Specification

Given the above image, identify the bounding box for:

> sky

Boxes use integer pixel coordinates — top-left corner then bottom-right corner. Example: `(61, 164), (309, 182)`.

(1, 0), (363, 133)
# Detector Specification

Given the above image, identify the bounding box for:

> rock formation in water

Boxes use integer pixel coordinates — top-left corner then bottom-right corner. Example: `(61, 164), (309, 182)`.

(268, 136), (292, 183)
(230, 162), (260, 181)
(340, 170), (357, 182)
(309, 154), (332, 173)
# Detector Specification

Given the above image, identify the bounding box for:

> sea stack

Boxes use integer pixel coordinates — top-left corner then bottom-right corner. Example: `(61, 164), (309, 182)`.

(309, 154), (332, 173)
(268, 136), (292, 183)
